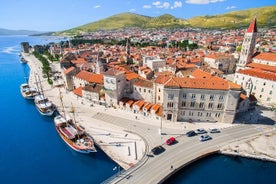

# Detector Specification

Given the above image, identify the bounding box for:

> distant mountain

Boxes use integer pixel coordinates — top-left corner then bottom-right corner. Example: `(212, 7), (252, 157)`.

(0, 28), (42, 35)
(58, 5), (276, 35)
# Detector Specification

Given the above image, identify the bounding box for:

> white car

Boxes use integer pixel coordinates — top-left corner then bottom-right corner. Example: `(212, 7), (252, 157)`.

(199, 134), (212, 142)
(209, 128), (221, 133)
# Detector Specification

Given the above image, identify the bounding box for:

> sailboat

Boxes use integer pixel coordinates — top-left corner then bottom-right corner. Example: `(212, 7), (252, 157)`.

(20, 83), (39, 99)
(34, 74), (55, 116)
(54, 89), (96, 153)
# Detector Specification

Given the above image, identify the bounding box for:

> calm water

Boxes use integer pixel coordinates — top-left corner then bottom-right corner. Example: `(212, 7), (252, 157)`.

(0, 35), (117, 184)
(165, 154), (276, 184)
(1, 35), (276, 184)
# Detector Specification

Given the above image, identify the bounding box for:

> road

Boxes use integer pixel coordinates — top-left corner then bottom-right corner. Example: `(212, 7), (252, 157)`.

(96, 118), (262, 184)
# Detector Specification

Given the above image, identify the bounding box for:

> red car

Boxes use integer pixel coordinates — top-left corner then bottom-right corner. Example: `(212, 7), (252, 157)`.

(166, 137), (176, 145)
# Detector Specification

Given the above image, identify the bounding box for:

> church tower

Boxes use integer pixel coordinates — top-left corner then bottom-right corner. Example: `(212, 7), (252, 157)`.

(126, 37), (131, 55)
(236, 18), (258, 71)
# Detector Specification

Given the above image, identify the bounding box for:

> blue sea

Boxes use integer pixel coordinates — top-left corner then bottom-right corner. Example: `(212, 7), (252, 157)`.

(1, 35), (276, 184)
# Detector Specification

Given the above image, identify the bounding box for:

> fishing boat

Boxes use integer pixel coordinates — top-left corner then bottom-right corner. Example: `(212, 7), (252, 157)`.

(20, 83), (39, 99)
(54, 115), (96, 154)
(34, 94), (55, 116)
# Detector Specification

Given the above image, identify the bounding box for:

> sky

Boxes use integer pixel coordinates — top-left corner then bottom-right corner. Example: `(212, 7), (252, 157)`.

(1, 0), (275, 31)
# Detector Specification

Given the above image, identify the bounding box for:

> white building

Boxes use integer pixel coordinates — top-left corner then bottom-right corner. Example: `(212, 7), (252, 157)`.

(143, 55), (166, 72)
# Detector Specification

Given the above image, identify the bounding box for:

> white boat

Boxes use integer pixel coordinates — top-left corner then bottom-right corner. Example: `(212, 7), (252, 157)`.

(54, 115), (96, 154)
(20, 83), (39, 99)
(34, 94), (55, 116)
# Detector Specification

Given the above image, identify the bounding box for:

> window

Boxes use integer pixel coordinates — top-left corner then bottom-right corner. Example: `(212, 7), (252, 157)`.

(261, 88), (264, 92)
(158, 88), (161, 92)
(254, 86), (256, 90)
(215, 113), (221, 117)
(191, 94), (196, 99)
(182, 101), (186, 107)
(167, 102), (174, 108)
(206, 112), (211, 117)
(267, 97), (271, 102)
(263, 82), (266, 86)
(199, 102), (204, 108)
(198, 112), (203, 116)
(168, 94), (174, 100)
(183, 93), (187, 99)
(210, 95), (214, 101)
(190, 102), (195, 107)
(208, 103), (213, 109)
(269, 90), (273, 95)
(219, 95), (224, 101)
(242, 77), (245, 80)
(200, 94), (205, 100)
(144, 89), (146, 93)
(158, 96), (160, 101)
(189, 111), (193, 116)
(217, 103), (223, 109)
(259, 95), (262, 98)
(181, 111), (185, 116)
(148, 90), (151, 93)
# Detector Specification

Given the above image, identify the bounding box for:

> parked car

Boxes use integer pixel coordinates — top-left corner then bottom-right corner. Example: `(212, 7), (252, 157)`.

(209, 128), (221, 133)
(196, 128), (207, 134)
(199, 134), (212, 142)
(166, 137), (176, 145)
(151, 146), (166, 155)
(186, 130), (197, 137)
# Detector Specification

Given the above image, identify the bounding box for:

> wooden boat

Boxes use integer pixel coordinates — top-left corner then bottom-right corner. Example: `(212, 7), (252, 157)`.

(34, 94), (55, 116)
(20, 83), (39, 99)
(54, 115), (96, 153)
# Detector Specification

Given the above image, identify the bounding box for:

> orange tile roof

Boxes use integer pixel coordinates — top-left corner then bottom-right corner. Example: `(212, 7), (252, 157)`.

(73, 86), (82, 97)
(134, 79), (153, 88)
(75, 70), (103, 84)
(240, 93), (247, 100)
(151, 104), (161, 112)
(247, 63), (276, 73)
(64, 66), (75, 75)
(133, 100), (145, 108)
(237, 68), (276, 81)
(126, 72), (139, 81)
(253, 52), (276, 62)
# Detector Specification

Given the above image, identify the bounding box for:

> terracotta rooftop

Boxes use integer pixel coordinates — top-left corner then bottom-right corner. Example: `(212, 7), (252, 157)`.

(64, 66), (75, 75)
(247, 62), (276, 73)
(75, 70), (103, 84)
(125, 72), (139, 81)
(237, 68), (276, 82)
(134, 79), (153, 88)
(253, 52), (276, 62)
(104, 68), (125, 76)
(73, 86), (82, 97)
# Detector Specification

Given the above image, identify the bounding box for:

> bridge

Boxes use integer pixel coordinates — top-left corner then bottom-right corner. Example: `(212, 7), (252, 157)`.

(95, 113), (263, 184)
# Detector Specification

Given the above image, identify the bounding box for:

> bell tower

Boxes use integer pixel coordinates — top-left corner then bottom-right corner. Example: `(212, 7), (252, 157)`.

(236, 17), (258, 71)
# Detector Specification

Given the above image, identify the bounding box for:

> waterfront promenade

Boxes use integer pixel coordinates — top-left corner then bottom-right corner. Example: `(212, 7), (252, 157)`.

(23, 52), (276, 183)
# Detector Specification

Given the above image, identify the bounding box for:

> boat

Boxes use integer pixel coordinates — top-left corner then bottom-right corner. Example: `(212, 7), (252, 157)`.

(34, 94), (55, 116)
(20, 57), (27, 63)
(20, 83), (39, 99)
(33, 74), (55, 116)
(54, 88), (96, 153)
(54, 115), (96, 154)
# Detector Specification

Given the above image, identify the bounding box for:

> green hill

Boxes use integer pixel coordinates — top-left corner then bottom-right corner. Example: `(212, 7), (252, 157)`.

(58, 6), (276, 35)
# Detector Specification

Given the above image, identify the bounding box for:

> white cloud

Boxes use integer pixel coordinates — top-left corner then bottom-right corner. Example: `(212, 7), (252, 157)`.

(185, 0), (225, 4)
(226, 6), (236, 10)
(153, 1), (171, 9)
(153, 1), (161, 6)
(93, 5), (101, 9)
(143, 5), (152, 9)
(173, 1), (183, 8)
(129, 8), (136, 12)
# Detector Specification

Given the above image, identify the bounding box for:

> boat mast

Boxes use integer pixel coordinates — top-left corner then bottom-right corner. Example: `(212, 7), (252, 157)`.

(58, 88), (66, 117)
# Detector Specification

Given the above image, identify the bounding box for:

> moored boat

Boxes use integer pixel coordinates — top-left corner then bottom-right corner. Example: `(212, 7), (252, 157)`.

(34, 94), (55, 116)
(54, 115), (96, 153)
(20, 83), (39, 99)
